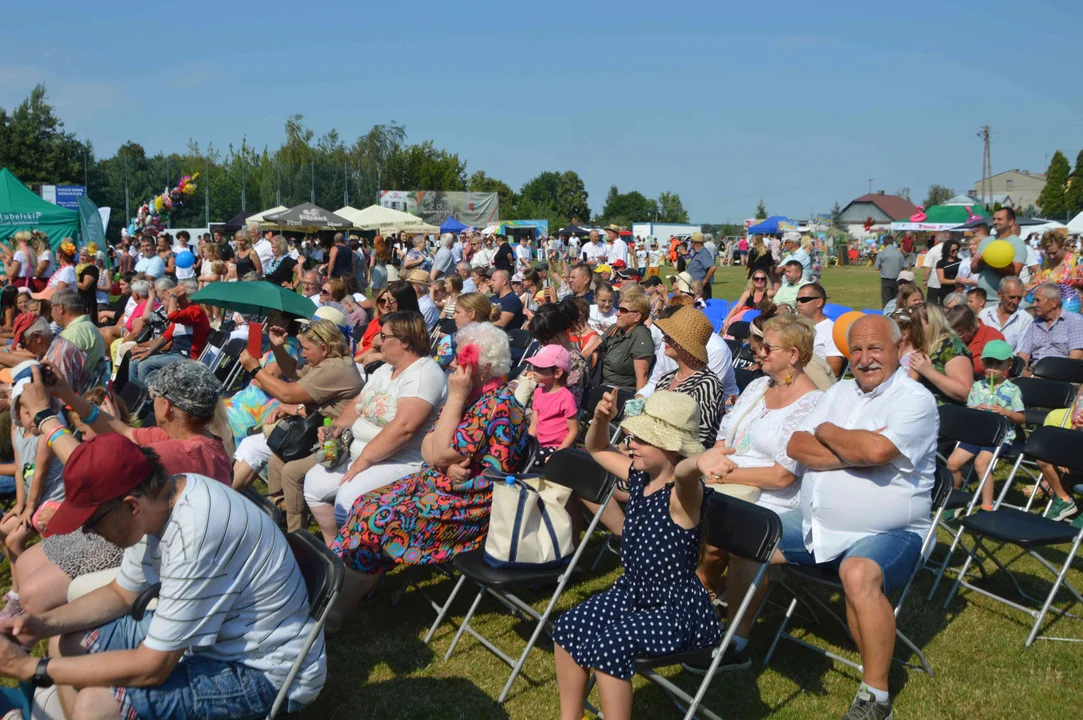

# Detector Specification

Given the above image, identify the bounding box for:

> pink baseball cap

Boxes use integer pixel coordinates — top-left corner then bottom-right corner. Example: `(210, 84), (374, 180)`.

(524, 344), (572, 372)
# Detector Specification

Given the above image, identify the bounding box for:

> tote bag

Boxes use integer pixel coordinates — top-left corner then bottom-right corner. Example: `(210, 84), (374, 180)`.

(484, 475), (574, 568)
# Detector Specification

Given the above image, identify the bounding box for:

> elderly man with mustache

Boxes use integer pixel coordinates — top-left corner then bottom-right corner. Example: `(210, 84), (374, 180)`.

(696, 314), (938, 720)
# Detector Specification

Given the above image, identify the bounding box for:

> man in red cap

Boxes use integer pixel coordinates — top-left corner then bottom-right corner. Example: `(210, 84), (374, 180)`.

(0, 313), (87, 393)
(0, 431), (326, 719)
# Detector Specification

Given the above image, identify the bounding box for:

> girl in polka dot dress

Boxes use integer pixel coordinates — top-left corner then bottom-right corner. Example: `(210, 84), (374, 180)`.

(553, 390), (719, 720)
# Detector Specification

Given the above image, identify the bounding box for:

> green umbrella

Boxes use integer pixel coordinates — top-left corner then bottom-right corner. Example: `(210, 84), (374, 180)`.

(190, 281), (316, 319)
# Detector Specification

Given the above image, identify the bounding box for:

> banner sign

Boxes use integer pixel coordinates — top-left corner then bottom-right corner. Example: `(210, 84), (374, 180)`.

(379, 190), (499, 227)
(40, 185), (87, 210)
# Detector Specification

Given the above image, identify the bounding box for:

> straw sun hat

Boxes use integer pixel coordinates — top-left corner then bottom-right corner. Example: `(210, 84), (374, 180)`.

(653, 306), (712, 364)
(619, 392), (705, 457)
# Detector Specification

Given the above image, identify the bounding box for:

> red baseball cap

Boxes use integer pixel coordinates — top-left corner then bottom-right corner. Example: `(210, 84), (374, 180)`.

(47, 434), (158, 535)
(611, 259), (627, 269)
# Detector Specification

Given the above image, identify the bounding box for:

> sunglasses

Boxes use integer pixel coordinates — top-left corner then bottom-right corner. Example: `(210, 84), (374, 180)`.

(378, 331), (399, 342)
(753, 276), (767, 282)
(795, 296), (819, 304)
(761, 342), (786, 355)
(378, 296), (394, 306)
(616, 307), (634, 314)
(83, 499), (122, 535)
(320, 287), (331, 296)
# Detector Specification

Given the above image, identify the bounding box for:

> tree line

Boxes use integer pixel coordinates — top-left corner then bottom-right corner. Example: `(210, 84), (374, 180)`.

(0, 85), (694, 240)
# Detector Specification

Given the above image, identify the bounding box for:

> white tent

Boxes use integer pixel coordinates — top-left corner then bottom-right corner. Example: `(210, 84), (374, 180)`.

(334, 204), (426, 231)
(245, 206), (288, 225)
(1068, 211), (1083, 236)
(1019, 220), (1066, 239)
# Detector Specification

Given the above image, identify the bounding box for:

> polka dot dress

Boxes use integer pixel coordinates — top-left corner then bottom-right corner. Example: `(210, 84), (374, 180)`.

(552, 466), (720, 679)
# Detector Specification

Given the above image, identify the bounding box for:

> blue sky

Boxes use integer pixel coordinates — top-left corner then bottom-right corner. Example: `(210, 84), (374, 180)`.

(2, 1), (1081, 222)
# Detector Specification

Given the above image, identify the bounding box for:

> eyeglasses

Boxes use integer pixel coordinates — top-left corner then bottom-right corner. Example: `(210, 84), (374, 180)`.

(378, 296), (394, 306)
(795, 296), (820, 304)
(320, 287), (331, 296)
(616, 306), (634, 314)
(378, 331), (400, 343)
(761, 342), (786, 355)
(83, 500), (122, 535)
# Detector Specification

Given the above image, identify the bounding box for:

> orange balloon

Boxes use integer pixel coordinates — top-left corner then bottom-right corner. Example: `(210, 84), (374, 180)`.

(832, 311), (866, 358)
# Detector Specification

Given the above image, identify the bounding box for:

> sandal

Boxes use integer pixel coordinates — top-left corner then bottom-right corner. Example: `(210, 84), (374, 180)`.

(1022, 483), (1050, 498)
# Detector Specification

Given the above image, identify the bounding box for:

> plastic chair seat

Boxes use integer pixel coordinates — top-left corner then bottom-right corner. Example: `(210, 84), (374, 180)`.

(1025, 409), (1053, 427)
(960, 508), (1080, 547)
(635, 645), (715, 671)
(946, 489), (971, 511)
(452, 549), (570, 590)
(784, 564), (843, 590)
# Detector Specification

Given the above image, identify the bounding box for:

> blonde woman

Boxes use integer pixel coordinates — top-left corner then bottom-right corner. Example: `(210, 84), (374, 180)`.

(908, 304), (972, 405)
(31, 234), (56, 291)
(234, 229), (263, 278)
(3, 231), (36, 288)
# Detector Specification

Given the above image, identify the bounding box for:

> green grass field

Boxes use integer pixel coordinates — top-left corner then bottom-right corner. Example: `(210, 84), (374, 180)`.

(7, 265), (1083, 719)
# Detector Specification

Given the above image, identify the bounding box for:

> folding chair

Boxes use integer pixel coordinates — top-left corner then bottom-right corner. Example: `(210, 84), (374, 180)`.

(196, 329), (228, 365)
(117, 380), (151, 422)
(727, 321), (751, 341)
(733, 367), (764, 393)
(944, 427), (1083, 647)
(240, 486), (285, 527)
(440, 449), (616, 703)
(606, 491), (781, 720)
(767, 466), (953, 677)
(437, 317), (457, 336)
(507, 328), (534, 367)
(579, 384), (636, 443)
(213, 338), (248, 391)
(926, 406), (1011, 599)
(822, 303), (852, 321)
(1031, 356), (1083, 384)
(1001, 377), (1077, 512)
(269, 531), (346, 718)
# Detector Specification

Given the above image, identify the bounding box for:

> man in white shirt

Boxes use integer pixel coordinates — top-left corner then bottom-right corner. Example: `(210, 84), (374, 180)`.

(0, 433), (325, 718)
(712, 315), (936, 720)
(134, 237), (166, 279)
(301, 270), (324, 308)
(249, 222), (274, 270)
(430, 233), (456, 281)
(514, 236), (533, 274)
(778, 232), (811, 281)
(581, 230), (607, 267)
(451, 233), (466, 264)
(795, 283), (844, 377)
(567, 234), (581, 259)
(978, 276), (1032, 352)
(922, 235), (945, 305)
(603, 225), (629, 266)
(457, 262), (476, 293)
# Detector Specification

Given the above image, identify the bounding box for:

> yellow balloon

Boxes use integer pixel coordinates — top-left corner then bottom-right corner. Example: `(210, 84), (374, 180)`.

(983, 239), (1014, 269)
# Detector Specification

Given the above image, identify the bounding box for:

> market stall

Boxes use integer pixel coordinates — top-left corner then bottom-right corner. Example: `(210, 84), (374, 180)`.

(0, 168), (80, 248)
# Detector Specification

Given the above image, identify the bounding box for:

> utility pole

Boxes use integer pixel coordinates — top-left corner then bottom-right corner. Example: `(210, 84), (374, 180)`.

(204, 156), (210, 226)
(275, 162), (281, 206)
(123, 154), (130, 221)
(868, 178), (873, 194)
(343, 161), (349, 208)
(241, 154), (247, 212)
(310, 160), (315, 204)
(977, 125), (992, 207)
(83, 152), (88, 189)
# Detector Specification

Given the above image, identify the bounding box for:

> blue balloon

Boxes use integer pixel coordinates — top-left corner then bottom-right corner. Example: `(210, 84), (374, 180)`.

(175, 250), (195, 269)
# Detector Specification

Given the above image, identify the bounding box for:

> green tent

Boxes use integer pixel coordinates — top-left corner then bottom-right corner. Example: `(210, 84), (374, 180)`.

(922, 204), (989, 225)
(0, 167), (79, 249)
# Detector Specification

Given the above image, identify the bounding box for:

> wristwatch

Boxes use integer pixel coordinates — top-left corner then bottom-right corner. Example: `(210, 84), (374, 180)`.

(31, 657), (53, 688)
(33, 409), (58, 429)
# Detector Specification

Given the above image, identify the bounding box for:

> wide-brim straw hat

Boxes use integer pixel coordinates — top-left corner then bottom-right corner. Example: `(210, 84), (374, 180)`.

(654, 306), (712, 364)
(619, 391), (705, 457)
(404, 269), (431, 285)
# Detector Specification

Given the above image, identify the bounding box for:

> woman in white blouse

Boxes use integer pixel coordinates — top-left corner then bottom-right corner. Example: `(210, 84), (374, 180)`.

(303, 310), (448, 542)
(698, 314), (823, 596)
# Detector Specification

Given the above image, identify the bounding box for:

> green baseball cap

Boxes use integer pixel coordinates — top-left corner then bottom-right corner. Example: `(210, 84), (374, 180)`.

(980, 339), (1014, 362)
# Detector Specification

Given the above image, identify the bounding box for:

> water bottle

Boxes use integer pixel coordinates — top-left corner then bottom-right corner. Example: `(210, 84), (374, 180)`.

(322, 418), (337, 464)
(1072, 393), (1083, 429)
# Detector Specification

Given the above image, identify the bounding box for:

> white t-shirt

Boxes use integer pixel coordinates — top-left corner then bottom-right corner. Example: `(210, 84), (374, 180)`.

(12, 250), (32, 278)
(923, 243), (944, 289)
(47, 264), (77, 288)
(117, 474), (325, 705)
(38, 250), (55, 278)
(814, 318), (843, 363)
(350, 357), (447, 464)
(648, 249), (663, 268)
(606, 241), (629, 266)
(588, 304), (618, 334)
(567, 236), (581, 254)
(635, 248), (648, 269)
(469, 247), (491, 269)
(581, 242), (607, 265)
(514, 244), (532, 273)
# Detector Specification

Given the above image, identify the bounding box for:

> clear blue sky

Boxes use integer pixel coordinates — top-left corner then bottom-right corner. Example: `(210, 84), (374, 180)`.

(2, 1), (1080, 222)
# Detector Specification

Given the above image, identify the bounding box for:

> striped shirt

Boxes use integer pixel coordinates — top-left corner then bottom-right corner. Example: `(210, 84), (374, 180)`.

(116, 474), (326, 706)
(656, 366), (726, 447)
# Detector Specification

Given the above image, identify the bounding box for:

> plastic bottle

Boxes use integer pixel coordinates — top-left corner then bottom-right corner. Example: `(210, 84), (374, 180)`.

(1072, 393), (1083, 429)
(322, 418), (336, 463)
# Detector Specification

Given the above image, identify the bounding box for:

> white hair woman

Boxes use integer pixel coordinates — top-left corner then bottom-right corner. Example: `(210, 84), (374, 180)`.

(326, 321), (529, 629)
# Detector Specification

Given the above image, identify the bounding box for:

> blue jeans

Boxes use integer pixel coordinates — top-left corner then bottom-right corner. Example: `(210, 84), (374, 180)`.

(83, 613), (304, 719)
(777, 510), (923, 595)
(129, 352), (185, 384)
(0, 475), (15, 495)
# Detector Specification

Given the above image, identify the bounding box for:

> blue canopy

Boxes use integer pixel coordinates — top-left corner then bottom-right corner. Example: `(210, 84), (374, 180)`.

(747, 215), (790, 234)
(439, 217), (468, 234)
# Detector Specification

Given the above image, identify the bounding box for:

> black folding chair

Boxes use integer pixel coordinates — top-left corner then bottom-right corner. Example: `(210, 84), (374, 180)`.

(727, 321), (751, 340)
(767, 466), (953, 678)
(1031, 357), (1083, 384)
(213, 338), (248, 391)
(117, 380), (154, 425)
(1001, 377), (1077, 512)
(269, 531), (346, 718)
(603, 492), (781, 720)
(197, 329), (228, 365)
(944, 427), (1083, 647)
(506, 328), (534, 367)
(439, 450), (616, 703)
(240, 486), (285, 528)
(733, 367), (764, 394)
(438, 317), (457, 336)
(926, 407), (1011, 600)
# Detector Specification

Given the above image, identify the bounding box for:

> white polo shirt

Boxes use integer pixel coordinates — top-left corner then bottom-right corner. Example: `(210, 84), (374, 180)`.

(581, 241), (608, 265)
(813, 318), (844, 364)
(795, 369), (938, 562)
(979, 305), (1033, 352)
(606, 240), (629, 266)
(923, 243), (944, 289)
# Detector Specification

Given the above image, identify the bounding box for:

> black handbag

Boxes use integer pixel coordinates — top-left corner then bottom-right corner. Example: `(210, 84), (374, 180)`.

(266, 412), (325, 463)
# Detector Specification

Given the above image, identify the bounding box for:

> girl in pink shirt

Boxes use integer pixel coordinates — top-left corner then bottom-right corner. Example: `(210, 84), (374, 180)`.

(524, 345), (579, 465)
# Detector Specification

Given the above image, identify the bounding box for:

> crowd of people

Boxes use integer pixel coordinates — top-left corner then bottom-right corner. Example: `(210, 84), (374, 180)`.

(0, 213), (1077, 720)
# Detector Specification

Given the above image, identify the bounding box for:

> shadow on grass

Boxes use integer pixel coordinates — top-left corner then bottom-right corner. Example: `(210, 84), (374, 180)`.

(303, 675), (511, 720)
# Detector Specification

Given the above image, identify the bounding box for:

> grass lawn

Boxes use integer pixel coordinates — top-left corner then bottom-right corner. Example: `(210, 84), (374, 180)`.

(6, 265), (1083, 719)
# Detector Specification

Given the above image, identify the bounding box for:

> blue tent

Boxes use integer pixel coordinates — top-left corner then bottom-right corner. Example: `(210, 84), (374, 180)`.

(747, 216), (791, 234)
(440, 217), (468, 234)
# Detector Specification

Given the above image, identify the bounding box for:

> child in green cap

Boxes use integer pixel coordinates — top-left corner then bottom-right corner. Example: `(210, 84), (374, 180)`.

(945, 339), (1025, 513)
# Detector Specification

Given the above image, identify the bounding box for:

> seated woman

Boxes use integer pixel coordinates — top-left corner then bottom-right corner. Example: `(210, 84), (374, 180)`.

(327, 322), (528, 628)
(721, 270), (773, 332)
(908, 304), (972, 405)
(303, 311), (447, 542)
(697, 315), (823, 605)
(356, 281), (419, 367)
(234, 319), (363, 531)
(554, 390), (717, 720)
(221, 311), (303, 447)
(519, 299), (591, 405)
(433, 292), (499, 369)
(597, 292), (654, 392)
(651, 306), (726, 447)
(263, 235), (299, 288)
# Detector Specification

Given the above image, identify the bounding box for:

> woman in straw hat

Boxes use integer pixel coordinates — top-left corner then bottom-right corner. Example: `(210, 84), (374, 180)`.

(553, 390), (718, 720)
(651, 306), (726, 447)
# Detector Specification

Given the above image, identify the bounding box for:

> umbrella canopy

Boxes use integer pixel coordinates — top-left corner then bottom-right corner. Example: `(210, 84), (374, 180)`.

(747, 216), (791, 234)
(335, 204), (426, 231)
(439, 217), (468, 234)
(384, 223), (438, 236)
(245, 205), (289, 226)
(190, 281), (316, 319)
(1069, 211), (1083, 235)
(558, 223), (589, 235)
(264, 203), (351, 230)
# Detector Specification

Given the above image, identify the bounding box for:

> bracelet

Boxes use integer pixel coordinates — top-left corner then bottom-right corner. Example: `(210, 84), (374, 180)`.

(84, 404), (100, 424)
(47, 427), (71, 448)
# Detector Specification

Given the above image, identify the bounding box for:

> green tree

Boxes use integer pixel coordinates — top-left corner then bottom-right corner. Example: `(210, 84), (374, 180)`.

(923, 184), (954, 207)
(516, 170), (591, 229)
(601, 186), (657, 226)
(0, 84), (90, 185)
(895, 187), (912, 203)
(1037, 150), (1070, 218)
(384, 140), (467, 191)
(467, 170), (517, 218)
(1063, 150), (1083, 218)
(830, 201), (846, 232)
(754, 199), (767, 219)
(656, 191), (689, 223)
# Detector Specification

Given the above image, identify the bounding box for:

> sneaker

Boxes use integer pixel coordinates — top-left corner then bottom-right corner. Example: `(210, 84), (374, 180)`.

(1072, 514), (1083, 530)
(681, 641), (750, 675)
(842, 691), (893, 720)
(1045, 496), (1078, 523)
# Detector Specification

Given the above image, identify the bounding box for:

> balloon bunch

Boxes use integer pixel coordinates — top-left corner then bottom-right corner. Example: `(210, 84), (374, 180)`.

(125, 173), (199, 237)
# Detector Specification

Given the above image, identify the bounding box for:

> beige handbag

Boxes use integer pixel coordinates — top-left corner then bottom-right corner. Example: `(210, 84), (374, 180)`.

(484, 474), (574, 568)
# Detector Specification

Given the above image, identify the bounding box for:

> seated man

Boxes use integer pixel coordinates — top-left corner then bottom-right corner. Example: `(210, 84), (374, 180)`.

(1017, 283), (1083, 373)
(706, 314), (937, 720)
(772, 259), (809, 308)
(0, 433), (326, 719)
(52, 289), (106, 382)
(127, 278), (210, 384)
